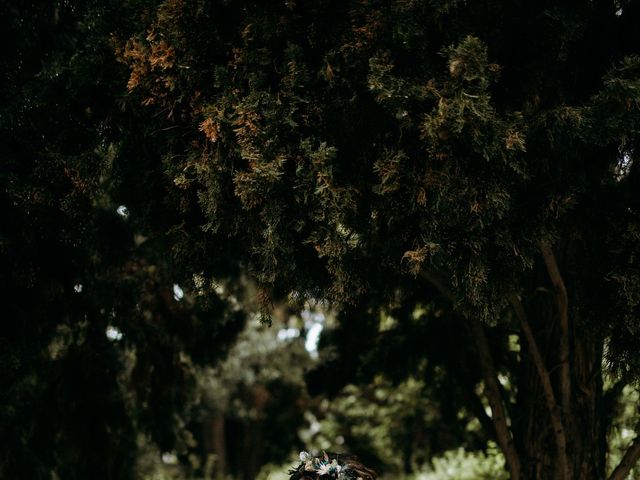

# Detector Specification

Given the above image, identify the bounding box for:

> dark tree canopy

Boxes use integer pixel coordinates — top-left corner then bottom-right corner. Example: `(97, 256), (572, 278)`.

(1, 2), (245, 478)
(116, 1), (640, 479)
(3, 0), (640, 479)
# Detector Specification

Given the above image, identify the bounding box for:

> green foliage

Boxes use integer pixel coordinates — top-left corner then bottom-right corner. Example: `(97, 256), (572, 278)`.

(416, 444), (508, 480)
(1, 1), (245, 478)
(607, 383), (640, 477)
(194, 318), (311, 417)
(113, 0), (640, 365)
(5, 0), (640, 478)
(115, 1), (640, 476)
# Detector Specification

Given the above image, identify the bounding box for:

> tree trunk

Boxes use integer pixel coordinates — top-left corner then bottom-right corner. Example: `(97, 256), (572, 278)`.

(421, 265), (613, 480)
(241, 419), (263, 480)
(514, 298), (605, 480)
(211, 415), (226, 480)
(201, 415), (227, 480)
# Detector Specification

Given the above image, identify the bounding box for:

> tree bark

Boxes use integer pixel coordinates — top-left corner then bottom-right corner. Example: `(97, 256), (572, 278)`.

(421, 269), (610, 480)
(539, 242), (571, 417)
(509, 294), (569, 480)
(421, 270), (522, 479)
(512, 298), (606, 480)
(467, 315), (522, 480)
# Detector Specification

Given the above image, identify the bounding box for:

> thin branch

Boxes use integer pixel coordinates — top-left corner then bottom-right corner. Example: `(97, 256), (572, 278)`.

(539, 241), (571, 415)
(419, 270), (521, 480)
(456, 356), (498, 439)
(467, 315), (521, 480)
(509, 293), (570, 480)
(463, 386), (496, 440)
(608, 434), (640, 480)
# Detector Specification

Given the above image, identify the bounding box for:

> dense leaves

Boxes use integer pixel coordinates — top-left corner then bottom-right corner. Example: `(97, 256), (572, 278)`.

(119, 0), (640, 337)
(117, 1), (640, 479)
(1, 2), (245, 478)
(4, 0), (640, 478)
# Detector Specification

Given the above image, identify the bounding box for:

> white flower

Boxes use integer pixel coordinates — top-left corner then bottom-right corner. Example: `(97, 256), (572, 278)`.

(299, 451), (312, 462)
(316, 463), (331, 475)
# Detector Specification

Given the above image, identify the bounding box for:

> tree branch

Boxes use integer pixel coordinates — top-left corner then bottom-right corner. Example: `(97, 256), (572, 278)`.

(539, 241), (571, 415)
(608, 434), (640, 480)
(466, 315), (521, 480)
(509, 293), (570, 480)
(463, 386), (497, 441)
(419, 270), (521, 480)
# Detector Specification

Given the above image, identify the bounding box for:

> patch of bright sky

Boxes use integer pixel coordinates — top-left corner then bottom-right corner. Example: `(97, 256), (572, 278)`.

(105, 325), (123, 341)
(161, 452), (178, 465)
(275, 309), (325, 357)
(116, 205), (129, 217)
(173, 284), (184, 301)
(615, 153), (633, 181)
(301, 309), (325, 358)
(277, 327), (300, 341)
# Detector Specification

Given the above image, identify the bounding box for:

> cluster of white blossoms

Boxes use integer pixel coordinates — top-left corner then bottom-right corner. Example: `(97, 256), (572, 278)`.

(299, 451), (353, 479)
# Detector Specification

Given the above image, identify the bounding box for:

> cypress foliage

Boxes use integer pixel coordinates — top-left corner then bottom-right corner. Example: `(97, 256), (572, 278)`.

(118, 1), (640, 479)
(3, 0), (640, 478)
